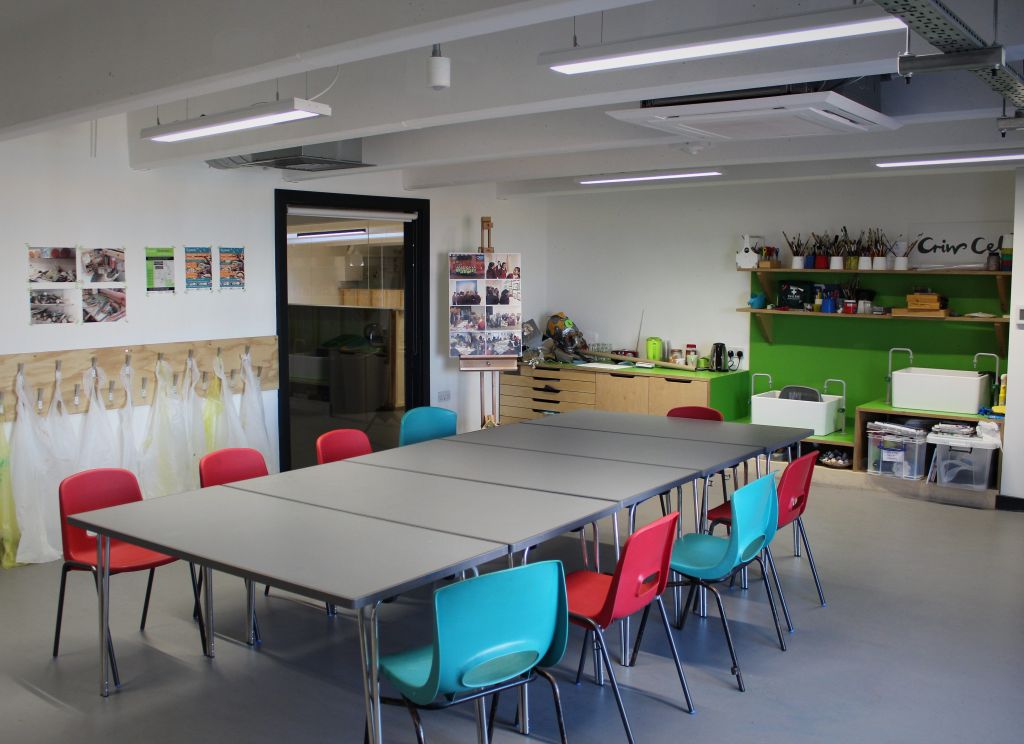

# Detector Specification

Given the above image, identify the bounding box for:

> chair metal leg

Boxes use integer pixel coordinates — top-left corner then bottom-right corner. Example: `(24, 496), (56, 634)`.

(753, 556), (786, 652)
(189, 562), (202, 619)
(536, 668), (570, 744)
(140, 568), (155, 631)
(677, 581), (698, 631)
(764, 546), (794, 632)
(575, 629), (591, 685)
(594, 626), (636, 744)
(475, 696), (489, 744)
(659, 492), (669, 516)
(578, 527), (589, 568)
(798, 517), (827, 606)
(719, 471), (728, 510)
(487, 691), (501, 744)
(730, 466), (739, 498)
(793, 521), (801, 557)
(627, 604), (651, 667)
(706, 583), (744, 691)
(656, 596), (695, 713)
(401, 698), (426, 744)
(264, 584), (271, 597)
(53, 564), (71, 657)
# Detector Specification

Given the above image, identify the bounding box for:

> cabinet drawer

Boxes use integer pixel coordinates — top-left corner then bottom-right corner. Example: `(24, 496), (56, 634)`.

(507, 375), (595, 395)
(596, 373), (649, 413)
(648, 376), (709, 415)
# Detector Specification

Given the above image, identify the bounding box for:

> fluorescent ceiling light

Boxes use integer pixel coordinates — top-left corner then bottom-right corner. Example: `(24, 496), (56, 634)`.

(876, 153), (1024, 168)
(287, 231), (404, 244)
(142, 98), (331, 143)
(578, 171), (722, 185)
(540, 8), (905, 75)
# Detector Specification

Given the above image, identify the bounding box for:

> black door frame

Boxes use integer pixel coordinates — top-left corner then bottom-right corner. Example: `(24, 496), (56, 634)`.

(274, 188), (431, 470)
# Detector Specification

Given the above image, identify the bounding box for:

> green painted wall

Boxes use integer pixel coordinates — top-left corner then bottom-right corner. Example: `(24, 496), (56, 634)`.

(748, 273), (1006, 418)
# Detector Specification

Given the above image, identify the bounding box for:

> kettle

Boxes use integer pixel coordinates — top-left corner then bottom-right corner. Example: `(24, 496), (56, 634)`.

(645, 336), (664, 361)
(711, 343), (728, 372)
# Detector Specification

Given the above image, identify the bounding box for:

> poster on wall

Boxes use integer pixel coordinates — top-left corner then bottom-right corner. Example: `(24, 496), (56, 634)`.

(79, 248), (125, 283)
(145, 247), (176, 293)
(219, 246), (245, 289)
(448, 252), (522, 358)
(82, 288), (127, 323)
(184, 246), (213, 290)
(29, 288), (77, 324)
(28, 247), (77, 283)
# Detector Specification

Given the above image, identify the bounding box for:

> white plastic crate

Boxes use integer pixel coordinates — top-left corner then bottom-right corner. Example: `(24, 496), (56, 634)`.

(866, 431), (927, 480)
(927, 433), (999, 491)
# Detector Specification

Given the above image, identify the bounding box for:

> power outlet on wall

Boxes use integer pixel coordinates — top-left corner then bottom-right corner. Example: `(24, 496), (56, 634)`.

(437, 390), (451, 402)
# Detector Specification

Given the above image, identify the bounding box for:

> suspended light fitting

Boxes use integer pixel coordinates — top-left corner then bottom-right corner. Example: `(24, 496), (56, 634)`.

(578, 171), (722, 185)
(142, 98), (331, 143)
(875, 153), (1024, 168)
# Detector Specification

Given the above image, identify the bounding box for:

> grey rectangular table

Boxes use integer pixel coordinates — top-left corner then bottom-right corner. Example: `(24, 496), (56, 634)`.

(350, 438), (700, 508)
(524, 409), (812, 455)
(229, 460), (620, 552)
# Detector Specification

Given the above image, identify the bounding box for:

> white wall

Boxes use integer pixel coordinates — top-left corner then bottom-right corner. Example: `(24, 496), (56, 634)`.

(999, 169), (1024, 500)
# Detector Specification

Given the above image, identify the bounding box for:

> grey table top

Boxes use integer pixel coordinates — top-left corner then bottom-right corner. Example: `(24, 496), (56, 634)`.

(351, 439), (699, 507)
(229, 461), (619, 552)
(68, 486), (507, 609)
(449, 424), (760, 474)
(524, 409), (812, 453)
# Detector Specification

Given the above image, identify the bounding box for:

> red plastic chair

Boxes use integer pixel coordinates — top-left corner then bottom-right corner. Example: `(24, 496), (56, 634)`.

(566, 513), (693, 743)
(198, 447), (269, 487)
(666, 405), (724, 422)
(316, 429), (372, 464)
(53, 469), (205, 685)
(707, 451), (825, 633)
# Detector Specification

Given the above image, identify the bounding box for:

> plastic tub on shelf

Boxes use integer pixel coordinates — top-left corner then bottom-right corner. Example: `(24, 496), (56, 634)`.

(926, 433), (999, 491)
(866, 431), (927, 480)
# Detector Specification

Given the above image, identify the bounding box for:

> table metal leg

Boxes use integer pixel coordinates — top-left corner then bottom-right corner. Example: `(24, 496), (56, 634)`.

(612, 512), (630, 666)
(202, 566), (215, 658)
(507, 551), (532, 734)
(97, 534), (111, 697)
(245, 579), (257, 646)
(357, 604), (383, 744)
(697, 478), (711, 618)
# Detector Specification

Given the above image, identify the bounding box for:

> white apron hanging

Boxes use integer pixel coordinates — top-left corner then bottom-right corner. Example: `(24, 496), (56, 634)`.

(239, 352), (277, 473)
(10, 371), (60, 563)
(76, 366), (119, 472)
(48, 367), (82, 484)
(0, 412), (20, 568)
(118, 365), (140, 477)
(182, 355), (207, 490)
(138, 360), (192, 499)
(202, 356), (246, 453)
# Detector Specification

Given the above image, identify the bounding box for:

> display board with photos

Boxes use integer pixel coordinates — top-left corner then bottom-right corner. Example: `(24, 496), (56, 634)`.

(448, 253), (522, 358)
(28, 246), (127, 325)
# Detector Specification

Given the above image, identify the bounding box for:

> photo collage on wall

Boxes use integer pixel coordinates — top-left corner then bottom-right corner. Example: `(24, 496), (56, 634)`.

(28, 247), (127, 324)
(448, 253), (522, 357)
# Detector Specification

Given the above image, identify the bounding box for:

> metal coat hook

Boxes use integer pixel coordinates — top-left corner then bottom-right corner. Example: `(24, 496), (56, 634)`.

(17, 363), (24, 374)
(201, 370), (208, 387)
(188, 349), (194, 362)
(36, 388), (43, 412)
(172, 373), (179, 394)
(244, 344), (251, 356)
(157, 352), (164, 363)
(55, 360), (62, 372)
(256, 365), (263, 379)
(140, 377), (148, 399)
(216, 347), (222, 358)
(125, 352), (132, 368)
(0, 391), (5, 416)
(91, 356), (97, 370)
(73, 383), (80, 407)
(108, 380), (115, 403)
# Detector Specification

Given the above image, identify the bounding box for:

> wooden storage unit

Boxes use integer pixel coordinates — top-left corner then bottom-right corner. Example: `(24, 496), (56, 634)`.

(596, 372), (649, 413)
(499, 365), (596, 423)
(647, 376), (709, 414)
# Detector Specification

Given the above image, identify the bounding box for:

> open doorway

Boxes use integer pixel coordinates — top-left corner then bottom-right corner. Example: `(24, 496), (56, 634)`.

(275, 190), (430, 469)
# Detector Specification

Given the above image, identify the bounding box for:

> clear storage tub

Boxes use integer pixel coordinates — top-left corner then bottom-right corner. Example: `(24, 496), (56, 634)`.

(926, 433), (999, 491)
(867, 431), (927, 480)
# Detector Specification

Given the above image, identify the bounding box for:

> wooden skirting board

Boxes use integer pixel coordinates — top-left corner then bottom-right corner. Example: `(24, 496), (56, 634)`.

(0, 335), (278, 422)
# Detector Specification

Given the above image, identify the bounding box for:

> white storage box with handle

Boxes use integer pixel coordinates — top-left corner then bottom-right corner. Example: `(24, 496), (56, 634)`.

(751, 391), (842, 436)
(926, 433), (1000, 491)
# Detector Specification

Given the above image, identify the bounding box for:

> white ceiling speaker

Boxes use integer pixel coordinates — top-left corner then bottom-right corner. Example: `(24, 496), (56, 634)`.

(429, 44), (451, 90)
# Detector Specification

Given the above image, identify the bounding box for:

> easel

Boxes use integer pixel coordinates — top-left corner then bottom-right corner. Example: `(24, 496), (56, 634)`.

(459, 216), (514, 428)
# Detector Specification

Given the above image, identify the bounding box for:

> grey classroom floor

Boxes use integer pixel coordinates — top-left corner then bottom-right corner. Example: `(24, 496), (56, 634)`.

(1, 482), (1022, 744)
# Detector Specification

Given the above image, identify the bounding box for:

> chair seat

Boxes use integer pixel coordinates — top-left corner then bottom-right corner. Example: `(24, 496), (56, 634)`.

(707, 501), (733, 525)
(380, 644), (434, 704)
(670, 533), (732, 581)
(565, 570), (613, 626)
(67, 540), (176, 573)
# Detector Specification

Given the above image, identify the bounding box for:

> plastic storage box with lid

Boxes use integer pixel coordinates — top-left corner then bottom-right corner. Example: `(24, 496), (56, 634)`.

(866, 430), (927, 480)
(926, 433), (1000, 491)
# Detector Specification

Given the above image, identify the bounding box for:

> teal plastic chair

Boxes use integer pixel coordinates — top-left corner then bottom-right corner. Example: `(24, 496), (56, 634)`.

(378, 561), (569, 743)
(399, 406), (457, 446)
(668, 473), (786, 692)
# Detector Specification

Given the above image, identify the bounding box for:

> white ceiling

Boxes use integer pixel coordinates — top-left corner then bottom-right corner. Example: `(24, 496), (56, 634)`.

(8, 0), (1024, 192)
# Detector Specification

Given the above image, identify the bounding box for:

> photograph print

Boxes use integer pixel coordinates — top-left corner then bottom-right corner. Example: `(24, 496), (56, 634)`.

(449, 331), (487, 358)
(79, 248), (126, 283)
(486, 307), (521, 329)
(485, 253), (521, 280)
(449, 305), (486, 332)
(29, 288), (77, 324)
(450, 279), (482, 306)
(485, 331), (523, 357)
(485, 279), (521, 306)
(449, 253), (486, 279)
(28, 247), (77, 283)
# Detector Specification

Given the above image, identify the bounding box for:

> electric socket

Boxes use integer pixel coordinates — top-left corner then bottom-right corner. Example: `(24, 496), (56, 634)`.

(437, 390), (451, 402)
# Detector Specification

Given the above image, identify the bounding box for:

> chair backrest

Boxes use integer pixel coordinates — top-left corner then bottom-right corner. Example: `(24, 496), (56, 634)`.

(596, 512), (679, 628)
(199, 447), (268, 488)
(399, 406), (457, 446)
(316, 429), (372, 464)
(59, 469), (143, 558)
(776, 451), (818, 528)
(700, 474), (776, 579)
(413, 561), (567, 705)
(666, 405), (724, 422)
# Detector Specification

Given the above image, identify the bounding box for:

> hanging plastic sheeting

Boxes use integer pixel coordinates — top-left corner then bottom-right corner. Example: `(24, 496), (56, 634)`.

(76, 365), (119, 472)
(139, 360), (192, 499)
(239, 352), (278, 473)
(203, 356), (246, 454)
(10, 371), (60, 563)
(118, 364), (140, 477)
(0, 417), (20, 568)
(181, 355), (207, 490)
(48, 366), (82, 493)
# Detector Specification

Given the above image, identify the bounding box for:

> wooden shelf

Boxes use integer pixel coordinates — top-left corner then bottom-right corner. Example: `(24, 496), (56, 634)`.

(738, 268), (1010, 276)
(737, 308), (1008, 323)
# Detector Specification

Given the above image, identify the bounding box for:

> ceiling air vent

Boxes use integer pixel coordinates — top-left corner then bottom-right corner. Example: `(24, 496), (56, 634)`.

(207, 140), (371, 171)
(606, 92), (899, 140)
